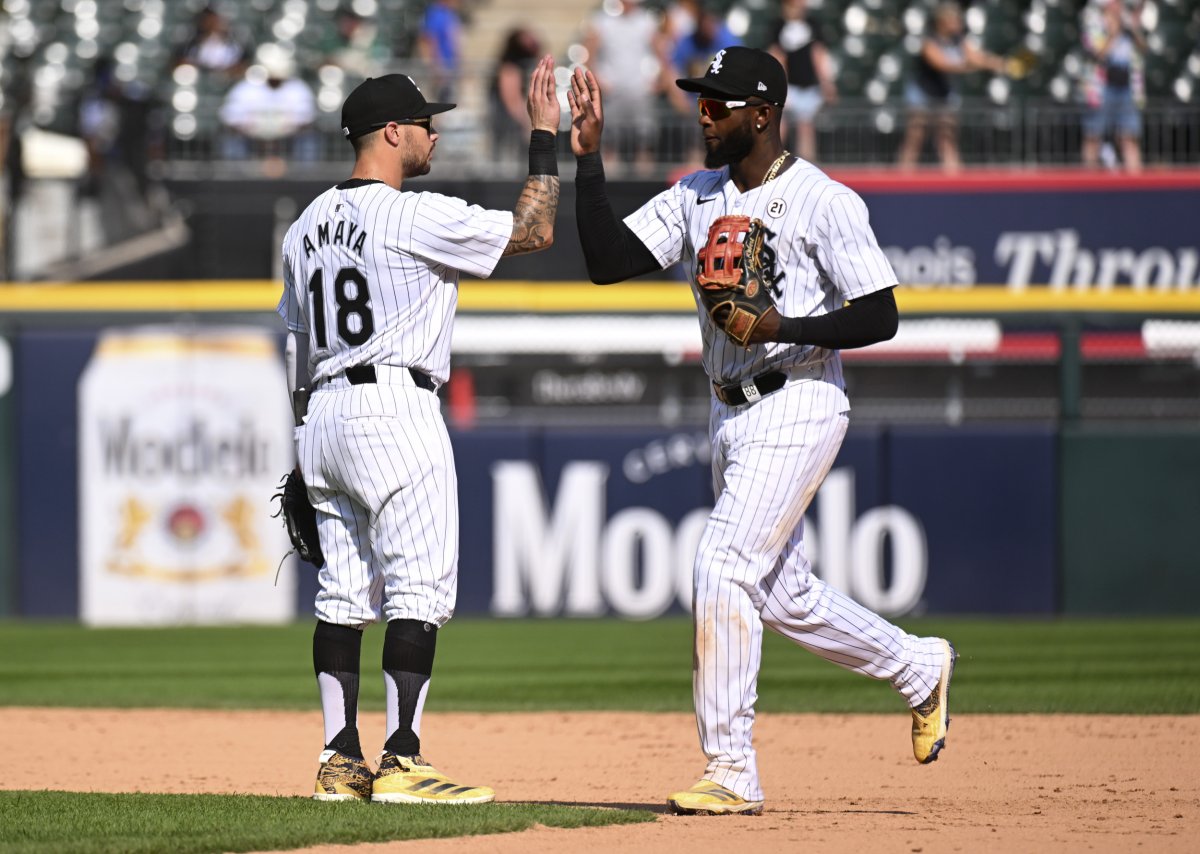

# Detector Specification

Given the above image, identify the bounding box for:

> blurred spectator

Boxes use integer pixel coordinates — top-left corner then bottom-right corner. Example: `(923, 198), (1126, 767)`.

(418, 0), (464, 103)
(896, 1), (1005, 172)
(1080, 0), (1145, 173)
(769, 0), (836, 164)
(662, 0), (701, 53)
(663, 9), (740, 164)
(584, 0), (667, 174)
(671, 8), (740, 83)
(321, 8), (391, 80)
(489, 28), (544, 162)
(173, 6), (249, 88)
(219, 45), (318, 165)
(78, 57), (163, 241)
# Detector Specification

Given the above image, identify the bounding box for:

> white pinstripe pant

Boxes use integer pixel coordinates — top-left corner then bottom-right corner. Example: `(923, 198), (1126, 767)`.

(297, 373), (457, 628)
(694, 375), (945, 802)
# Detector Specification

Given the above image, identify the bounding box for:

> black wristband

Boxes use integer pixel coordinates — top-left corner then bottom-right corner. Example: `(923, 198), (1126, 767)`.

(528, 129), (558, 176)
(776, 315), (805, 344)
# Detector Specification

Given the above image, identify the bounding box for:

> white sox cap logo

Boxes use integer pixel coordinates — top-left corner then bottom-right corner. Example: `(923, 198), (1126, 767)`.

(709, 50), (726, 74)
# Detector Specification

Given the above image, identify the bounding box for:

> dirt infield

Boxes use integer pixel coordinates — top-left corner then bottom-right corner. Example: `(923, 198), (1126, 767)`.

(7, 708), (1198, 852)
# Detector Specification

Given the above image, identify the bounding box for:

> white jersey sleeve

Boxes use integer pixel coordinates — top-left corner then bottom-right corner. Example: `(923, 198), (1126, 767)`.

(814, 189), (898, 301)
(622, 180), (689, 269)
(409, 192), (514, 279)
(277, 252), (307, 333)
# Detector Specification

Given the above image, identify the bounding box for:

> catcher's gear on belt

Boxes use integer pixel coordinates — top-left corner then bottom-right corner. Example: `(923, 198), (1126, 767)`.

(695, 215), (777, 347)
(272, 469), (325, 568)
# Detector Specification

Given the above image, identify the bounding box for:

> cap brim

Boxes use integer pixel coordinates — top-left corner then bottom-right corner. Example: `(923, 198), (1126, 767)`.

(676, 77), (746, 98)
(415, 102), (456, 117)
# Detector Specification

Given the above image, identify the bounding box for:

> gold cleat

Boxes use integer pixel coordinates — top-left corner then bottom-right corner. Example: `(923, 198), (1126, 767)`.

(912, 639), (958, 764)
(313, 749), (374, 801)
(371, 753), (495, 805)
(668, 780), (764, 816)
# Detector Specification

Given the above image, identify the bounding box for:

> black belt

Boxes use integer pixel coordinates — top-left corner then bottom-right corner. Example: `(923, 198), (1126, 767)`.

(342, 365), (437, 392)
(714, 371), (787, 406)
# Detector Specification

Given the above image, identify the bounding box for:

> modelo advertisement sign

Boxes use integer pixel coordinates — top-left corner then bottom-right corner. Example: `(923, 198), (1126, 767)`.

(847, 176), (1200, 290)
(78, 327), (296, 626)
(452, 424), (1058, 618)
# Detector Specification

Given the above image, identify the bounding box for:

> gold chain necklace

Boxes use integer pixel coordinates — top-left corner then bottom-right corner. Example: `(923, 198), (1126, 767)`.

(762, 150), (791, 185)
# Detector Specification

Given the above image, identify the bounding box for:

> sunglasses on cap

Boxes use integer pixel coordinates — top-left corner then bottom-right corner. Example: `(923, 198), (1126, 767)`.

(697, 97), (770, 121)
(364, 116), (435, 135)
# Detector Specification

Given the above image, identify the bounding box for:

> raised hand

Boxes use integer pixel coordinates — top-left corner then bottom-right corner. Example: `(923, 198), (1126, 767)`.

(527, 55), (561, 133)
(567, 66), (604, 156)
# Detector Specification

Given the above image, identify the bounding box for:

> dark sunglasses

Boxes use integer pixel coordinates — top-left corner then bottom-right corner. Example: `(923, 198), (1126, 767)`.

(697, 97), (769, 121)
(366, 117), (434, 135)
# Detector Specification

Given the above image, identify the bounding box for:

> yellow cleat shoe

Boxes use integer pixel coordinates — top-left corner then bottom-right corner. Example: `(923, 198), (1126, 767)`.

(371, 753), (495, 805)
(668, 780), (764, 816)
(912, 639), (958, 764)
(313, 749), (373, 801)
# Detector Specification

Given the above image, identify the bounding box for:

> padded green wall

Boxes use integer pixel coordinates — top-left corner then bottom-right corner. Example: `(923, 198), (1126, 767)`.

(1061, 428), (1200, 614)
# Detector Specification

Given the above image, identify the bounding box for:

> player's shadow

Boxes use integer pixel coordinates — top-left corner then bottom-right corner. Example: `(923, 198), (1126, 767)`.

(519, 799), (671, 813)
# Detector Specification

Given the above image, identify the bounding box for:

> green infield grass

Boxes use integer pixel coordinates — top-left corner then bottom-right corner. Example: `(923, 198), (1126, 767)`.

(0, 790), (653, 854)
(0, 617), (1198, 713)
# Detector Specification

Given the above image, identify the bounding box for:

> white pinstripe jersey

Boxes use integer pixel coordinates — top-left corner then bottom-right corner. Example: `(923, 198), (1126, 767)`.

(624, 159), (898, 386)
(278, 179), (513, 385)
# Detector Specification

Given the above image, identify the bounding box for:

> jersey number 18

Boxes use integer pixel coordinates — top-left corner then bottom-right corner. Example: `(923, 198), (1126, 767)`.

(308, 267), (375, 347)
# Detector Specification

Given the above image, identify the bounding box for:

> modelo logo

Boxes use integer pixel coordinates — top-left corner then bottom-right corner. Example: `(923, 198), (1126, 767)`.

(490, 462), (926, 619)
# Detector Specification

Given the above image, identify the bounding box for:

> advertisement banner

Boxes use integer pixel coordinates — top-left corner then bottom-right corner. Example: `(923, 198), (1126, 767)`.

(853, 178), (1200, 291)
(78, 327), (295, 626)
(453, 424), (1058, 618)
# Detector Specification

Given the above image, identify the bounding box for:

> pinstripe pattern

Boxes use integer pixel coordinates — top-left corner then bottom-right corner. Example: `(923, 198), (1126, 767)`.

(298, 378), (458, 627)
(278, 183), (512, 385)
(624, 159), (896, 385)
(625, 159), (945, 802)
(280, 181), (510, 631)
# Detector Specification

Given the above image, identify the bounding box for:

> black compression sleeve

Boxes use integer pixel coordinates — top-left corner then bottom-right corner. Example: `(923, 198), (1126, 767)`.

(775, 287), (898, 349)
(528, 129), (558, 175)
(575, 152), (663, 284)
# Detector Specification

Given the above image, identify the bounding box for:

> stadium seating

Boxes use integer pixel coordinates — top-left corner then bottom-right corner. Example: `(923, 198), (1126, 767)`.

(1, 0), (1196, 163)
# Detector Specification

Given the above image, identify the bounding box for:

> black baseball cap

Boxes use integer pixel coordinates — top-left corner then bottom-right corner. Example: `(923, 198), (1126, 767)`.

(340, 74), (455, 141)
(676, 46), (788, 106)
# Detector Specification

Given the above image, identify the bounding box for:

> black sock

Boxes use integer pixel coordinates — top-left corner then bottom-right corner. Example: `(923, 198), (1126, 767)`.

(313, 621), (364, 759)
(382, 619), (437, 757)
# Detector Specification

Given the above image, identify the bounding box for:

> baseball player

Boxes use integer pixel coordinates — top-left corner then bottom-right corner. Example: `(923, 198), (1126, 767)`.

(567, 47), (957, 815)
(278, 57), (561, 803)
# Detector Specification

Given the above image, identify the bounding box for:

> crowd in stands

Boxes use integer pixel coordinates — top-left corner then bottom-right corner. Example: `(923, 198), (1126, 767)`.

(0, 0), (1195, 211)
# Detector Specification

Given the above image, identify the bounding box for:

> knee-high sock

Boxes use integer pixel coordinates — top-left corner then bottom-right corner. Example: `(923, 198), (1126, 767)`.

(382, 618), (437, 757)
(313, 620), (364, 758)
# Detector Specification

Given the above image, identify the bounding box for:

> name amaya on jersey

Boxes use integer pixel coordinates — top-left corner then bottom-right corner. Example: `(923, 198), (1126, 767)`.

(301, 219), (369, 258)
(278, 180), (513, 386)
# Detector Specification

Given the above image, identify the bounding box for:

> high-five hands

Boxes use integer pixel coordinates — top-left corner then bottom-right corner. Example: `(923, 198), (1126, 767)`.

(527, 55), (561, 133)
(567, 66), (604, 156)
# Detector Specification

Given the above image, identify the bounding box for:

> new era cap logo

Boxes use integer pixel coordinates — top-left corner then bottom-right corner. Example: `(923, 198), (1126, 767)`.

(757, 81), (767, 91)
(710, 49), (726, 74)
(342, 127), (350, 136)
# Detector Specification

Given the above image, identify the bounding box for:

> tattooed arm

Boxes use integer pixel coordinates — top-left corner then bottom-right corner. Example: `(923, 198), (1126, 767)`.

(502, 54), (561, 257)
(503, 173), (560, 256)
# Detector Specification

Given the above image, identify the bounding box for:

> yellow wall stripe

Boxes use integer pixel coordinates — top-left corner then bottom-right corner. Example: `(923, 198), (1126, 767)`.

(1, 281), (1198, 315)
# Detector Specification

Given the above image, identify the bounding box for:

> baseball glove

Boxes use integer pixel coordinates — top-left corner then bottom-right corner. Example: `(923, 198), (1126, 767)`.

(695, 215), (776, 347)
(272, 469), (325, 568)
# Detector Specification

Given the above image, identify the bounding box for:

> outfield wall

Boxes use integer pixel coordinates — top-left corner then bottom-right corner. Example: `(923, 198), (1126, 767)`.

(146, 172), (1200, 285)
(0, 295), (1197, 619)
